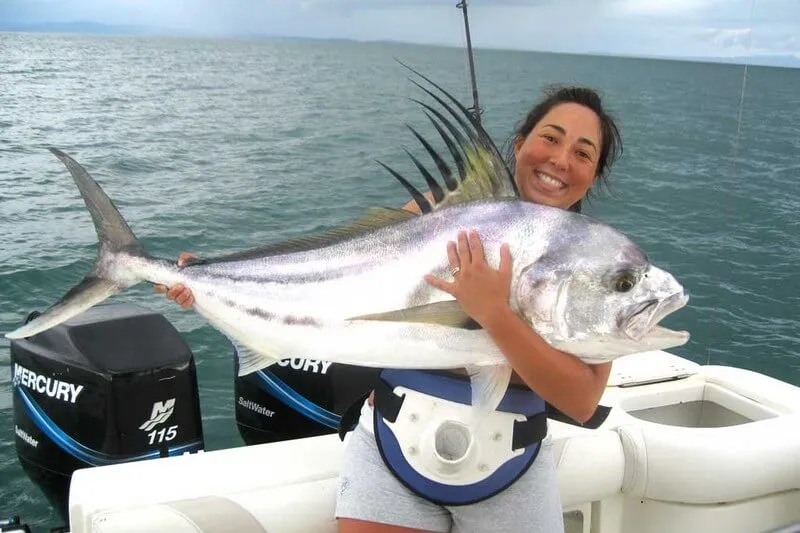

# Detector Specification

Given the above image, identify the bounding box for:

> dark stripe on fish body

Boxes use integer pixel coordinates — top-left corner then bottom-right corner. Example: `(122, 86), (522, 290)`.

(283, 315), (321, 327)
(246, 306), (277, 321)
(196, 261), (376, 285)
(219, 296), (319, 327)
(219, 296), (275, 321)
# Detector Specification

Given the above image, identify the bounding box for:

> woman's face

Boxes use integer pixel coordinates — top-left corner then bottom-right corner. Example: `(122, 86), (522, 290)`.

(513, 102), (602, 209)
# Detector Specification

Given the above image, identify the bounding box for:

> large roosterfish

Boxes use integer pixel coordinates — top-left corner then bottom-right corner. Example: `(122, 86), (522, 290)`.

(6, 65), (689, 420)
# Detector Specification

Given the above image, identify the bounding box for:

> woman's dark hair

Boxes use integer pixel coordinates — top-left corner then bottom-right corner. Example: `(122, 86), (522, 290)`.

(504, 85), (623, 212)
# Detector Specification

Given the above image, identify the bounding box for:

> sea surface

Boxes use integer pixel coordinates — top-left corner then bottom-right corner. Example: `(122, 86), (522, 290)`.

(0, 32), (798, 531)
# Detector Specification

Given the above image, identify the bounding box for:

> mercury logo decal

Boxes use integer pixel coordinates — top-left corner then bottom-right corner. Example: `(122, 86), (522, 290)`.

(139, 399), (176, 431)
(13, 364), (84, 404)
(277, 358), (333, 374)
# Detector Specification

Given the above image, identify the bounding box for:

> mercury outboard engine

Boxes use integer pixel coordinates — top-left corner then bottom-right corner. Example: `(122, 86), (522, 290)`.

(234, 349), (379, 444)
(0, 517), (31, 533)
(9, 302), (205, 523)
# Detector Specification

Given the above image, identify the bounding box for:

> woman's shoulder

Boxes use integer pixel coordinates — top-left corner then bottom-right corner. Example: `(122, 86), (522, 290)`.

(401, 191), (436, 214)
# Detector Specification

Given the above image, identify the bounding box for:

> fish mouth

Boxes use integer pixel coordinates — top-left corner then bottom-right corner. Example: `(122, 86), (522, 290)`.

(623, 292), (689, 342)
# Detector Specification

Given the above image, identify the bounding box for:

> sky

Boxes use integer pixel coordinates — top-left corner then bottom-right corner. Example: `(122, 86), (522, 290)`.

(1, 0), (799, 60)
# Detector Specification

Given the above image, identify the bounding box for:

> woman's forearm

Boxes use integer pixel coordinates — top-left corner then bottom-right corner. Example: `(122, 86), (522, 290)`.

(481, 305), (612, 423)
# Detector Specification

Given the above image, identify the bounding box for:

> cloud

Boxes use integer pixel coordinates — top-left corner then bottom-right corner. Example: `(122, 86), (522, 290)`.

(697, 27), (752, 48)
(300, 0), (564, 8)
(694, 25), (800, 56)
(613, 0), (721, 16)
(1, 0), (798, 60)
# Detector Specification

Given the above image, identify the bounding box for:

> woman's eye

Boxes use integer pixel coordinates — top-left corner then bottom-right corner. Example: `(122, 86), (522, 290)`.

(614, 272), (636, 292)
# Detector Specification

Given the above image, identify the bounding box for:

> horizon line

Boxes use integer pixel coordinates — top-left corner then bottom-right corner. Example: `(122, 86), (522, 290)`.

(2, 21), (799, 69)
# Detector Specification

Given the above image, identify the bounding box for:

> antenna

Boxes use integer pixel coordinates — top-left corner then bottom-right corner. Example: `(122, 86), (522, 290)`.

(456, 0), (482, 124)
(734, 0), (757, 157)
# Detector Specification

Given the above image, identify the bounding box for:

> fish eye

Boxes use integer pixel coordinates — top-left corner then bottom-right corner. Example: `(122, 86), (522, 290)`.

(613, 272), (636, 293)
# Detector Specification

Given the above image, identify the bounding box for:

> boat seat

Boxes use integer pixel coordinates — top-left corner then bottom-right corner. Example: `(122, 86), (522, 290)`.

(618, 414), (800, 504)
(88, 483), (340, 533)
(597, 358), (800, 505)
(700, 365), (800, 416)
(70, 434), (346, 532)
(550, 426), (626, 508)
(89, 496), (271, 533)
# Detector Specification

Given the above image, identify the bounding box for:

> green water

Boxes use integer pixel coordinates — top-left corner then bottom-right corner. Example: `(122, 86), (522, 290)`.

(0, 32), (798, 530)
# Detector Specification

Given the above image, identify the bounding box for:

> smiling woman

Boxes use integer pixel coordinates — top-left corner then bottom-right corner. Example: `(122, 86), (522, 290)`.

(334, 84), (630, 533)
(507, 86), (623, 213)
(147, 74), (650, 533)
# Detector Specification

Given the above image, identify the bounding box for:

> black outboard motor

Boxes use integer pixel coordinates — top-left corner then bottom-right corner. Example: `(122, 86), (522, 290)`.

(9, 302), (205, 523)
(0, 517), (31, 533)
(234, 348), (380, 444)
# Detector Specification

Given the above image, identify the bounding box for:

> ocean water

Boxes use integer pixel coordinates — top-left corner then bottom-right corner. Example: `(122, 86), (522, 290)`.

(0, 32), (798, 530)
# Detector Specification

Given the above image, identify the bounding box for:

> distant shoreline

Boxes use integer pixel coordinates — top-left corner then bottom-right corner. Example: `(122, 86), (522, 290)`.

(2, 22), (798, 70)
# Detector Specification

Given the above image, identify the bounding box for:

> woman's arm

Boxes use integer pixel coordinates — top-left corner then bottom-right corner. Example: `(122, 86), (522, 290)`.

(424, 230), (611, 423)
(481, 306), (611, 423)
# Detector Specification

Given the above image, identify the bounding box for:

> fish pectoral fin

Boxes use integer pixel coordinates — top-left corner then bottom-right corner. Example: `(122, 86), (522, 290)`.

(347, 301), (477, 329)
(466, 363), (513, 420)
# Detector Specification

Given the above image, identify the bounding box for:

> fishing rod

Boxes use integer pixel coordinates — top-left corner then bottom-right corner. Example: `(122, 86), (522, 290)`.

(456, 0), (482, 124)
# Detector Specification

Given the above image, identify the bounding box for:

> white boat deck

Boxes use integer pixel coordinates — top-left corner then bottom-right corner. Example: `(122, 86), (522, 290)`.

(68, 350), (800, 533)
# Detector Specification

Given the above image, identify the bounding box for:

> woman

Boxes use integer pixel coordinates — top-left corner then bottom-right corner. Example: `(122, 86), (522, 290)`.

(156, 85), (623, 533)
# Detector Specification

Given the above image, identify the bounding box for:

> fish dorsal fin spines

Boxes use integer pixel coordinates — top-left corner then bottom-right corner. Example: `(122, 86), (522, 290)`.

(200, 61), (513, 266)
(375, 60), (520, 215)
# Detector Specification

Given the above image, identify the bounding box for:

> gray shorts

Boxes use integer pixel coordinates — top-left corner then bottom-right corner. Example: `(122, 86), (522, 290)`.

(334, 410), (564, 533)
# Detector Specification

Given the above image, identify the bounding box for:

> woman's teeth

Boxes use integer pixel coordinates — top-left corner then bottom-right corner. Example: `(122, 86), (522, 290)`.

(536, 172), (566, 189)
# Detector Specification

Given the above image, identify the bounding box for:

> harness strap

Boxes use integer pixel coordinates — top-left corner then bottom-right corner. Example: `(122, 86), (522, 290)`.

(511, 412), (547, 451)
(546, 402), (611, 429)
(337, 375), (612, 440)
(372, 377), (405, 423)
(338, 390), (370, 441)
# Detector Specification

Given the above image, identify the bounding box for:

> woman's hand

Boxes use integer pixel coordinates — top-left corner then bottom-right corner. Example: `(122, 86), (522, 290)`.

(423, 230), (513, 328)
(425, 230), (611, 423)
(153, 252), (197, 309)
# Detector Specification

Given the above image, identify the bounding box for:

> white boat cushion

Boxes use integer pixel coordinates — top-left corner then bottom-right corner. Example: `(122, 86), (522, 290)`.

(91, 496), (268, 533)
(701, 366), (800, 415)
(618, 416), (800, 503)
(551, 427), (626, 508)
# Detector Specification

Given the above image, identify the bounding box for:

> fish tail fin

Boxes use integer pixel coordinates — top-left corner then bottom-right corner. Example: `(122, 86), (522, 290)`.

(5, 148), (148, 340)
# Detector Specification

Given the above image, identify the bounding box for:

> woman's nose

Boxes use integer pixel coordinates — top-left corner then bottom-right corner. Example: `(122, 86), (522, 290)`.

(548, 145), (570, 170)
